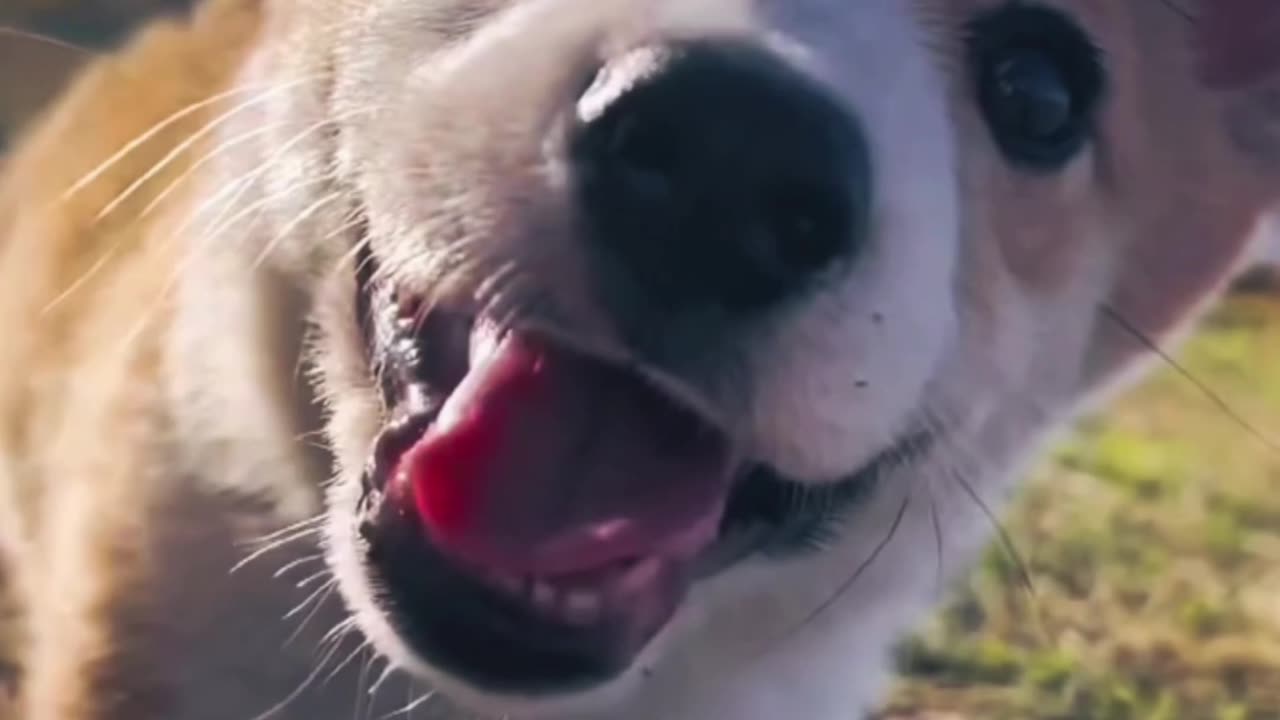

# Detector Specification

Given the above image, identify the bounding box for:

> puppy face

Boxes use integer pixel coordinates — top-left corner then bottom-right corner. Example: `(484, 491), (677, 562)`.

(218, 0), (1280, 716)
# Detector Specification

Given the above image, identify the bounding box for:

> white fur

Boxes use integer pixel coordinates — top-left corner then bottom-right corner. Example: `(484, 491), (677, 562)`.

(743, 0), (958, 480)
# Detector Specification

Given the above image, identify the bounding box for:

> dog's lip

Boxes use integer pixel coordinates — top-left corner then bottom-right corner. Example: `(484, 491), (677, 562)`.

(520, 319), (736, 433)
(362, 488), (687, 694)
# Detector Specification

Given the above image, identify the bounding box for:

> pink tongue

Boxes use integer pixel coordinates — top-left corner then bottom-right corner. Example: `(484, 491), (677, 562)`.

(398, 331), (733, 576)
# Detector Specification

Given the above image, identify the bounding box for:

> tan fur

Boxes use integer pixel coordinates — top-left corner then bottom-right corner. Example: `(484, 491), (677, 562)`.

(0, 2), (266, 717)
(1, 1), (1279, 719)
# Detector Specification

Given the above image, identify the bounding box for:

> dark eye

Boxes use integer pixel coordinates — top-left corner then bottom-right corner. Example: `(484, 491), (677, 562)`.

(968, 4), (1105, 171)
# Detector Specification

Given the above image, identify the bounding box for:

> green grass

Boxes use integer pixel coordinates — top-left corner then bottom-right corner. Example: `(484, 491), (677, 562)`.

(877, 296), (1280, 720)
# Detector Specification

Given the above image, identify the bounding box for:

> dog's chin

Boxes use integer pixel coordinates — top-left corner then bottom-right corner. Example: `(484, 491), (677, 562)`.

(326, 254), (932, 707)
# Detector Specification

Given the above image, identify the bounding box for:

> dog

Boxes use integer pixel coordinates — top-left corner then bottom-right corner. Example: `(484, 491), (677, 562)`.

(1, 1), (1278, 718)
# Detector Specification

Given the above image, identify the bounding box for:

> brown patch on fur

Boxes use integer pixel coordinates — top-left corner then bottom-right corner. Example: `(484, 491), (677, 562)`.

(1085, 0), (1280, 379)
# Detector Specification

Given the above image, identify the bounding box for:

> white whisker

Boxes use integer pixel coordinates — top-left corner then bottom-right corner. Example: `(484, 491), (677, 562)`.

(272, 553), (324, 579)
(230, 526), (322, 574)
(296, 569), (332, 590)
(56, 77), (316, 205)
(247, 515), (326, 547)
(285, 584), (339, 647)
(381, 691), (437, 719)
(320, 617), (360, 649)
(136, 120), (289, 220)
(284, 581), (336, 621)
(251, 191), (346, 270)
(247, 617), (353, 720)
(324, 640), (372, 685)
(367, 663), (398, 697)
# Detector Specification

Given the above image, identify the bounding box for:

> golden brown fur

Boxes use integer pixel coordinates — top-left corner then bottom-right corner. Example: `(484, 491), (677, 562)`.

(0, 2), (262, 717)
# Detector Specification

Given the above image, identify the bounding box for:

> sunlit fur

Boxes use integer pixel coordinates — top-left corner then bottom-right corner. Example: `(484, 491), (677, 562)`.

(1, 0), (1278, 719)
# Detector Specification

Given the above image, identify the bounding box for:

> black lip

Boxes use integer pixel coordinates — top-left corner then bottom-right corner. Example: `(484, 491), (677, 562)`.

(732, 431), (932, 554)
(360, 495), (641, 695)
(694, 428), (934, 577)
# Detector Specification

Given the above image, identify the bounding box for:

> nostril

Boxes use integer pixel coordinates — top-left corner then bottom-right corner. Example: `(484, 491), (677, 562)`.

(608, 114), (681, 185)
(758, 180), (854, 276)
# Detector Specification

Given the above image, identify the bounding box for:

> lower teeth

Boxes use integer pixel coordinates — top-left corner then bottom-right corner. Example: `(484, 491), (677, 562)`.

(564, 591), (603, 624)
(480, 558), (664, 623)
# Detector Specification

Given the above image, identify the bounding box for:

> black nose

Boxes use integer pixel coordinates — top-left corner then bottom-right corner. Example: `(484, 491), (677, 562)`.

(571, 41), (870, 312)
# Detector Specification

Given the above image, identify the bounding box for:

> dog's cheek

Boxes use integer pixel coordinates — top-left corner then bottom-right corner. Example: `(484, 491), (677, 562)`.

(1061, 3), (1280, 389)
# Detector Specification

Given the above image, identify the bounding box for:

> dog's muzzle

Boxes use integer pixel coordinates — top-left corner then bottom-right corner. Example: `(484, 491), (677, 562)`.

(349, 38), (880, 698)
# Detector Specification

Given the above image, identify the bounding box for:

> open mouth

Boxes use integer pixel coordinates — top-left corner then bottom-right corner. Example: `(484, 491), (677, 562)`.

(350, 252), (925, 695)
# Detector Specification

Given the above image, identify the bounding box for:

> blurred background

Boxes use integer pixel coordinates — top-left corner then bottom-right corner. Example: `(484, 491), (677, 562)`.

(3, 4), (1280, 719)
